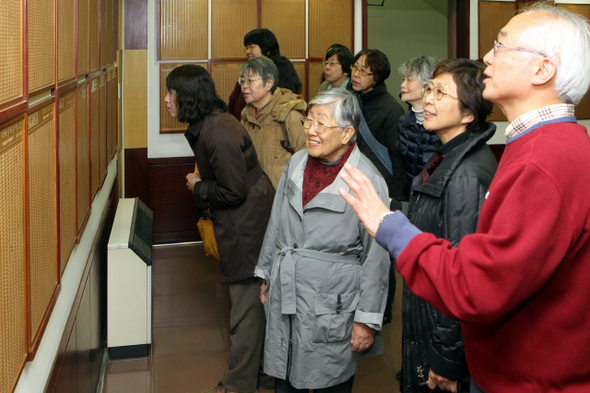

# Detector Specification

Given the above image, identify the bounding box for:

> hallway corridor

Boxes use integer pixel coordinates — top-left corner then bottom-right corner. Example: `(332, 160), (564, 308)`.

(103, 244), (402, 392)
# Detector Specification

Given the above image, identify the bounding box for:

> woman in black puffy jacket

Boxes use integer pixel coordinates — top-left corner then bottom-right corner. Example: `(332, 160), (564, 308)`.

(397, 55), (440, 200)
(401, 59), (497, 393)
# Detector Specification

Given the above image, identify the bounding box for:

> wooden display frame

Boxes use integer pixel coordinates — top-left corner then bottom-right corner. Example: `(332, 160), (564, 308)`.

(25, 97), (60, 360)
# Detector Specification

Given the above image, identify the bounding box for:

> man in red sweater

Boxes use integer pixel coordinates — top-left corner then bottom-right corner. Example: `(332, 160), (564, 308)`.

(340, 4), (590, 393)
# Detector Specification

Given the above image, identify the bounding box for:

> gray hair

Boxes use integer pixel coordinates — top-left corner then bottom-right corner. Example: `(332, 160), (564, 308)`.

(398, 55), (440, 86)
(517, 4), (590, 104)
(240, 57), (279, 93)
(308, 88), (360, 143)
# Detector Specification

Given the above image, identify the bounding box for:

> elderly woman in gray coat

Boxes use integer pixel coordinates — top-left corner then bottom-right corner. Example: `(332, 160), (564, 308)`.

(255, 88), (390, 392)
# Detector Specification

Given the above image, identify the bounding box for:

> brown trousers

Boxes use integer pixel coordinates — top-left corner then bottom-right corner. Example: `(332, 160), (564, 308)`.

(222, 277), (265, 393)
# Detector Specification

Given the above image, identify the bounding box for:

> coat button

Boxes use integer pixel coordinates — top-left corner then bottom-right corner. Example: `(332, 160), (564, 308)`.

(274, 154), (278, 158)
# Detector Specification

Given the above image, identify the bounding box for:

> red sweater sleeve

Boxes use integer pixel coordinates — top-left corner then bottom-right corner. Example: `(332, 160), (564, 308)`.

(397, 159), (575, 324)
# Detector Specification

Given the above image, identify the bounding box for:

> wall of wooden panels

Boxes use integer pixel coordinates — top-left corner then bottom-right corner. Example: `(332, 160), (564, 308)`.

(0, 0), (121, 389)
(157, 0), (355, 133)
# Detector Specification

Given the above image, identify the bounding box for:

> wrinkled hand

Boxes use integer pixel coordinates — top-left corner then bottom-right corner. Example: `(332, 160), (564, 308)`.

(339, 162), (391, 237)
(428, 369), (458, 393)
(186, 172), (201, 192)
(350, 322), (375, 352)
(260, 283), (267, 305)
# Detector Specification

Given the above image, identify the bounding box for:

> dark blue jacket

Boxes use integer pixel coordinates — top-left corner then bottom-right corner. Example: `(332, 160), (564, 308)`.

(397, 111), (440, 200)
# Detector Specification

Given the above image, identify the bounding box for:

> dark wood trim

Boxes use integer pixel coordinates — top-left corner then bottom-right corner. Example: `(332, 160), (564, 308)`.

(361, 0), (367, 51)
(257, 0), (262, 28)
(27, 96), (56, 114)
(447, 0), (470, 59)
(124, 147), (149, 204)
(489, 143), (506, 163)
(0, 101), (28, 125)
(56, 80), (79, 95)
(125, 0), (148, 50)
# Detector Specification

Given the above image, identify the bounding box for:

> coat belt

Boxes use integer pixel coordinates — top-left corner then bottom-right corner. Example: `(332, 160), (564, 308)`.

(275, 239), (360, 315)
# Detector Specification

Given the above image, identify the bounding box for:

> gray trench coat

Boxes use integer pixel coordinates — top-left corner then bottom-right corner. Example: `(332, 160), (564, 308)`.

(254, 146), (390, 389)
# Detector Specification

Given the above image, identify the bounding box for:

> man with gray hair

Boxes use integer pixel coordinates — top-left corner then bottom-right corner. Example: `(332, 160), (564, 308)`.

(340, 5), (590, 392)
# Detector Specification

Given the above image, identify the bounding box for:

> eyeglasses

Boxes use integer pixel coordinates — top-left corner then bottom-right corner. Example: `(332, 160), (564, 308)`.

(301, 117), (340, 134)
(424, 84), (459, 101)
(323, 60), (340, 67)
(350, 65), (374, 77)
(493, 40), (547, 57)
(238, 76), (263, 86)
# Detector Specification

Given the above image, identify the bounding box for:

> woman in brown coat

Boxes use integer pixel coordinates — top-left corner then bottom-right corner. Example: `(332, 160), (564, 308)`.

(165, 64), (275, 393)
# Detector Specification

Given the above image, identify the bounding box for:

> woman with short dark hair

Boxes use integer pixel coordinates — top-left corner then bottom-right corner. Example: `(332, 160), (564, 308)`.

(319, 44), (354, 91)
(165, 64), (275, 393)
(349, 49), (405, 200)
(397, 59), (497, 393)
(270, 55), (302, 95)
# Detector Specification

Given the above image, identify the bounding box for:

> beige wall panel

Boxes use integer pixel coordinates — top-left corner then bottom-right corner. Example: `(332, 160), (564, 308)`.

(160, 63), (190, 132)
(160, 0), (208, 60)
(78, 0), (89, 76)
(27, 103), (57, 346)
(123, 51), (148, 148)
(478, 1), (514, 122)
(0, 118), (26, 393)
(309, 0), (352, 58)
(308, 61), (324, 101)
(99, 74), (107, 177)
(211, 0), (257, 59)
(77, 83), (90, 231)
(0, 0), (23, 105)
(57, 0), (76, 82)
(58, 91), (77, 275)
(262, 0), (305, 58)
(89, 0), (100, 71)
(28, 0), (55, 92)
(291, 61), (306, 98)
(90, 77), (100, 197)
(211, 62), (242, 107)
(558, 4), (590, 119)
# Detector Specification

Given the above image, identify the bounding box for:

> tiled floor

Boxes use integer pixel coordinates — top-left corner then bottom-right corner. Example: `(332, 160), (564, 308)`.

(104, 244), (403, 392)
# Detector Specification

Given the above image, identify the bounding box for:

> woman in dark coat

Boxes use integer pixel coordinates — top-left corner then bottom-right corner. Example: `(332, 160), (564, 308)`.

(349, 49), (405, 200)
(165, 64), (274, 393)
(398, 59), (497, 393)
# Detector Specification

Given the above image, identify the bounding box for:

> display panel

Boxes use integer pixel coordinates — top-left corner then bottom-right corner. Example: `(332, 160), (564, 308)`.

(160, 0), (208, 60)
(0, 117), (26, 393)
(0, 0), (23, 106)
(262, 0), (305, 59)
(309, 0), (352, 58)
(27, 102), (58, 347)
(58, 91), (77, 275)
(57, 0), (76, 82)
(211, 0), (257, 59)
(28, 0), (55, 92)
(77, 82), (90, 234)
(90, 77), (100, 198)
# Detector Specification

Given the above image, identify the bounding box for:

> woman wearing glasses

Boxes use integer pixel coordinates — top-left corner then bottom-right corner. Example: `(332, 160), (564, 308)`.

(240, 57), (307, 189)
(318, 44), (353, 92)
(349, 49), (406, 200)
(393, 59), (497, 393)
(255, 88), (390, 393)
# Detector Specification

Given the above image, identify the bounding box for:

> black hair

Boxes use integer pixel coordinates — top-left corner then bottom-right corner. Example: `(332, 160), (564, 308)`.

(270, 56), (302, 95)
(353, 49), (391, 85)
(325, 44), (354, 76)
(165, 64), (228, 124)
(433, 59), (493, 135)
(243, 28), (281, 57)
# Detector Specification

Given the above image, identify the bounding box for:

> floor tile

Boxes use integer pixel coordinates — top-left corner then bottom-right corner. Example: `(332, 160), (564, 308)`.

(152, 352), (228, 393)
(152, 292), (218, 325)
(152, 269), (217, 296)
(152, 319), (227, 357)
(104, 358), (152, 393)
(352, 369), (399, 393)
